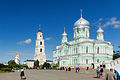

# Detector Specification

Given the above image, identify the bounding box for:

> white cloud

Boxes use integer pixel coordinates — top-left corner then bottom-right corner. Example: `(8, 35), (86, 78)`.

(93, 17), (120, 29)
(24, 38), (32, 44)
(17, 38), (32, 45)
(92, 18), (103, 27)
(45, 37), (51, 41)
(102, 17), (120, 29)
(7, 51), (18, 55)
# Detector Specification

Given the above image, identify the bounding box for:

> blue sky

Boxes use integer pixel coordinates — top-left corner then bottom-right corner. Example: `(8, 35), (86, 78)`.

(0, 0), (120, 63)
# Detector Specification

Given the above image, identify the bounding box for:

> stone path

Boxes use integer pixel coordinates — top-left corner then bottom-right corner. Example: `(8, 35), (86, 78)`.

(0, 69), (105, 80)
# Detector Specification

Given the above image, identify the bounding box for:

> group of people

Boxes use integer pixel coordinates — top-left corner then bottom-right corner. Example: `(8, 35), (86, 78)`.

(96, 65), (104, 78)
(106, 68), (119, 80)
(96, 65), (119, 80)
(75, 67), (80, 72)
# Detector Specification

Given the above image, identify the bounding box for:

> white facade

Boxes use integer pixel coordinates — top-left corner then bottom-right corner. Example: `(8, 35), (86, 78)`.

(14, 53), (20, 64)
(22, 60), (34, 68)
(34, 28), (46, 65)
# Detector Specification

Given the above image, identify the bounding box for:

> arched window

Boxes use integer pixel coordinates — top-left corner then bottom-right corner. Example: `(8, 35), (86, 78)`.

(97, 59), (99, 62)
(40, 49), (42, 52)
(97, 47), (99, 54)
(74, 59), (77, 64)
(40, 42), (42, 45)
(86, 47), (88, 53)
(86, 59), (88, 64)
(76, 48), (77, 54)
(74, 48), (76, 54)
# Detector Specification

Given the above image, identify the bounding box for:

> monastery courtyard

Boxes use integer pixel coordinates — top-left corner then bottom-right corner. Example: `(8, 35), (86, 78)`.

(0, 69), (106, 80)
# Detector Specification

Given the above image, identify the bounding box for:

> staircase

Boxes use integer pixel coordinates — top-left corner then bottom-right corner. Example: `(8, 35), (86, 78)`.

(105, 58), (120, 73)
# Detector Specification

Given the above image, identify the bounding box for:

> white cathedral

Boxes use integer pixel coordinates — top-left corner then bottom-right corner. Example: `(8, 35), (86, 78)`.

(53, 10), (113, 68)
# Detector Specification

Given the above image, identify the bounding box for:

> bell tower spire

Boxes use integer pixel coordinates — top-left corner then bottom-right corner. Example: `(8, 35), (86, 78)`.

(38, 24), (41, 32)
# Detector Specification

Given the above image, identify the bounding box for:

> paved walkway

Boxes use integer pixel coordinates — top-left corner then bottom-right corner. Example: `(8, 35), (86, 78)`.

(0, 69), (105, 80)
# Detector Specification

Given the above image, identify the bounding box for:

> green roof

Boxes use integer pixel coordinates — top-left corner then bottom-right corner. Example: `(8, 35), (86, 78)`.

(46, 60), (53, 62)
(24, 60), (53, 62)
(24, 60), (34, 62)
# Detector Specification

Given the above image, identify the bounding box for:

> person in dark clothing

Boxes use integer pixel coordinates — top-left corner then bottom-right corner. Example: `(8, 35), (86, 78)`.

(68, 67), (71, 71)
(100, 65), (103, 77)
(20, 68), (26, 80)
(91, 63), (94, 69)
(78, 67), (80, 72)
(86, 67), (89, 70)
(114, 70), (119, 80)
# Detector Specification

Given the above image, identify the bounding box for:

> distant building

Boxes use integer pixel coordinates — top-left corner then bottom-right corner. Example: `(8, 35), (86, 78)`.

(53, 10), (113, 68)
(22, 60), (34, 68)
(14, 53), (20, 64)
(23, 60), (53, 68)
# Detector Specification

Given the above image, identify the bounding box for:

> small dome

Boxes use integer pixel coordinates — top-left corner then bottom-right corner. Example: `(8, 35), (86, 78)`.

(97, 27), (104, 32)
(73, 17), (90, 28)
(62, 32), (67, 36)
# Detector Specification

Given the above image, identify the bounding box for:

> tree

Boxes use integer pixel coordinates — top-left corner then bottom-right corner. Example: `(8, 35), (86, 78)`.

(8, 60), (19, 68)
(8, 60), (16, 65)
(34, 60), (39, 67)
(51, 63), (59, 69)
(42, 62), (51, 69)
(0, 63), (5, 70)
(113, 48), (120, 60)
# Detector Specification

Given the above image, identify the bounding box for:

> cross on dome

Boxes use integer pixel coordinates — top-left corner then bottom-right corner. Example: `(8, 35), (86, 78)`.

(38, 24), (42, 32)
(80, 9), (82, 18)
(62, 27), (67, 36)
(97, 23), (104, 32)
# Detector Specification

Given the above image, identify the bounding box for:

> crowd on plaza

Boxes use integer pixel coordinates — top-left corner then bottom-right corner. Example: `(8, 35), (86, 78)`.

(18, 64), (120, 80)
(58, 65), (120, 80)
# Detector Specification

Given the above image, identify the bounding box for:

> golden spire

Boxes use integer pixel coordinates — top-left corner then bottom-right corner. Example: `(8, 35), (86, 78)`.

(80, 9), (82, 18)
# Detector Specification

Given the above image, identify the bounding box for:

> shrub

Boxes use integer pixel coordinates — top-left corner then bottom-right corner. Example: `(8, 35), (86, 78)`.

(42, 62), (51, 69)
(1, 68), (12, 72)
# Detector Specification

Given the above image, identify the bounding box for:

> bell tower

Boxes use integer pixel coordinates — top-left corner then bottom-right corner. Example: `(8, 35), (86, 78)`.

(14, 53), (20, 64)
(34, 24), (46, 65)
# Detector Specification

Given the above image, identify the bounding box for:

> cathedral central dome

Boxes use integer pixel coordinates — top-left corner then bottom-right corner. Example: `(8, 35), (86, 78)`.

(73, 17), (90, 28)
(73, 9), (89, 28)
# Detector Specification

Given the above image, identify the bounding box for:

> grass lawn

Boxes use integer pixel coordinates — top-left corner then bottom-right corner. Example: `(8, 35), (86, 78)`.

(0, 70), (6, 73)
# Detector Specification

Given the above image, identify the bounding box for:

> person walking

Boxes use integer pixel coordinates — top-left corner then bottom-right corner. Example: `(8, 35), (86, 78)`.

(114, 70), (119, 80)
(78, 67), (80, 72)
(20, 68), (26, 80)
(106, 68), (117, 80)
(96, 66), (100, 78)
(75, 67), (78, 72)
(100, 65), (103, 77)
